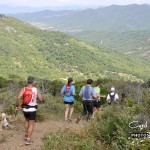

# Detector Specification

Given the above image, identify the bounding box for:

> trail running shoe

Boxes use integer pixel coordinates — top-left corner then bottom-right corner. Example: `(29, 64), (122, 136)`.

(64, 119), (69, 123)
(25, 139), (33, 145)
(68, 118), (72, 122)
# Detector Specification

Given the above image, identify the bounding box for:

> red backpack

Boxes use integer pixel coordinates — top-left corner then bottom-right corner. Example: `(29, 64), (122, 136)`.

(23, 87), (33, 105)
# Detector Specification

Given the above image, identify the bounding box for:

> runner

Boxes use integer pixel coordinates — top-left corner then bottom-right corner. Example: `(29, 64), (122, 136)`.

(61, 77), (75, 123)
(106, 87), (119, 105)
(92, 83), (105, 118)
(76, 79), (97, 124)
(16, 76), (43, 145)
(120, 93), (127, 105)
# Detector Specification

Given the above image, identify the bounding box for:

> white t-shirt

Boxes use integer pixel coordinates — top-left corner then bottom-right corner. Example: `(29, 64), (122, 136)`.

(107, 92), (119, 101)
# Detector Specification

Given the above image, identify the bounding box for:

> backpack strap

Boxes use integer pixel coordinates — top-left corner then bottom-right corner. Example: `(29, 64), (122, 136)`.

(109, 93), (116, 101)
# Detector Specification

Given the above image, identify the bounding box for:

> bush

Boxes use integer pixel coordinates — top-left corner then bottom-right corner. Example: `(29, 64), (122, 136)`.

(129, 139), (150, 150)
(126, 98), (134, 107)
(43, 129), (103, 150)
(86, 106), (141, 150)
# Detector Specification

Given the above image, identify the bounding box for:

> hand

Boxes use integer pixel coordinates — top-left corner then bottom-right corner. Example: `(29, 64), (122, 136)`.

(16, 106), (20, 111)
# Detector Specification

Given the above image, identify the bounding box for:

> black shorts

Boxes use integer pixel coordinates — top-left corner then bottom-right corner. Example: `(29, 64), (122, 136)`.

(23, 111), (36, 120)
(93, 101), (101, 108)
(64, 101), (74, 105)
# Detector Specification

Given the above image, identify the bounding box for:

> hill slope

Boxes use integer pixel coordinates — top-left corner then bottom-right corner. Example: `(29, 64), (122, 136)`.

(11, 4), (150, 32)
(0, 15), (150, 81)
(70, 30), (150, 59)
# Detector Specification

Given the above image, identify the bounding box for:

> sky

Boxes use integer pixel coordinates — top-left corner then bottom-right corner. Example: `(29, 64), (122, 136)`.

(0, 0), (150, 7)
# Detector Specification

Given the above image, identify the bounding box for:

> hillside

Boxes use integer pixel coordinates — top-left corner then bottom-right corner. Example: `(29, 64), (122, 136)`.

(11, 4), (150, 32)
(0, 15), (150, 81)
(70, 30), (150, 59)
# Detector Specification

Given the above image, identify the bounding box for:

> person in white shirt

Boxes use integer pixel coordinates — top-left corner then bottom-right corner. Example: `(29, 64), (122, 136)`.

(106, 87), (119, 105)
(16, 76), (43, 145)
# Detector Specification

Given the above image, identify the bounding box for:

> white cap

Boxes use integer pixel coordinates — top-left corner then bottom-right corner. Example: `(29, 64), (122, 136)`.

(110, 87), (115, 91)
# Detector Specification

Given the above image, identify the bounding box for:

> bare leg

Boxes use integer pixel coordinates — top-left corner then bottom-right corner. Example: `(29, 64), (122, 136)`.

(24, 119), (29, 136)
(27, 120), (35, 139)
(69, 104), (74, 119)
(97, 107), (102, 111)
(65, 104), (69, 121)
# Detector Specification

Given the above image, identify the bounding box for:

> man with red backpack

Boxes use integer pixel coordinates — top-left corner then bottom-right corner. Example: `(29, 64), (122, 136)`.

(16, 76), (43, 145)
(61, 77), (75, 123)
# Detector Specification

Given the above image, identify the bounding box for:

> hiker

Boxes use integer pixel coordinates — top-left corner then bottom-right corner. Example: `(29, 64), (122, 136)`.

(16, 76), (43, 145)
(120, 93), (127, 104)
(106, 87), (119, 105)
(76, 79), (97, 124)
(61, 77), (75, 123)
(92, 83), (106, 118)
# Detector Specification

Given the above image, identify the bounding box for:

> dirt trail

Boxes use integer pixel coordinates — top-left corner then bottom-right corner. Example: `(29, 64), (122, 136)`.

(0, 117), (81, 150)
(0, 104), (83, 150)
(0, 119), (81, 150)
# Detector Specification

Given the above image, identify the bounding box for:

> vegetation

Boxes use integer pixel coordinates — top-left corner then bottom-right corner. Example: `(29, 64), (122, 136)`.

(70, 30), (150, 60)
(42, 79), (150, 150)
(0, 5), (149, 149)
(0, 76), (149, 149)
(0, 15), (150, 81)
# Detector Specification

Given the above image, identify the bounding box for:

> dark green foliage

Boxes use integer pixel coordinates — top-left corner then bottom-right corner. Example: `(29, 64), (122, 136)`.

(87, 106), (135, 149)
(0, 77), (7, 88)
(71, 30), (150, 60)
(0, 16), (150, 80)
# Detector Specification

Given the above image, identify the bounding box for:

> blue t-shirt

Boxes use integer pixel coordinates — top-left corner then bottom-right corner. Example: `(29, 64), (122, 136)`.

(61, 85), (75, 102)
(79, 86), (96, 101)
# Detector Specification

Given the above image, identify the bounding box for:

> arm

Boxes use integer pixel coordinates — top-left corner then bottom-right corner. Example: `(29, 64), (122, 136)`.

(100, 95), (106, 98)
(92, 94), (97, 100)
(16, 88), (24, 109)
(106, 94), (110, 102)
(92, 88), (97, 101)
(115, 94), (119, 101)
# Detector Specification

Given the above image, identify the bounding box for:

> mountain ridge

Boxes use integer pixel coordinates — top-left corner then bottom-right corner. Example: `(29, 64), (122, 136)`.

(10, 4), (150, 32)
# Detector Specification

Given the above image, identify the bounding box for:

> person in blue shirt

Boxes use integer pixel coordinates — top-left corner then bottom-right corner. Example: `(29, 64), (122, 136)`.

(61, 77), (75, 123)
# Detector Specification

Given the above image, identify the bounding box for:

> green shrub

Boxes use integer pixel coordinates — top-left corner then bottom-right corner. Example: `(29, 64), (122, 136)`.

(86, 106), (140, 150)
(43, 129), (102, 150)
(127, 98), (134, 107)
(4, 102), (16, 115)
(129, 138), (150, 150)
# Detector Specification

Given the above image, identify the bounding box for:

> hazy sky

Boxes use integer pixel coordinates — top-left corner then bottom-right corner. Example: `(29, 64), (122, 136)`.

(0, 0), (150, 7)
